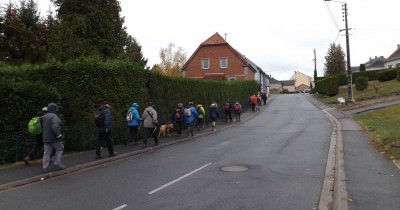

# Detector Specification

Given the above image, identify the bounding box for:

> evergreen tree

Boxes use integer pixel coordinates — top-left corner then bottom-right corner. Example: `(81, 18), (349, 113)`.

(1, 0), (47, 64)
(324, 43), (345, 77)
(50, 0), (146, 65)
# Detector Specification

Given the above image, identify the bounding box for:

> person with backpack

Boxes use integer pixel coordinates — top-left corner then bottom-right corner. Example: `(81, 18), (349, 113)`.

(185, 101), (198, 136)
(126, 102), (142, 146)
(209, 102), (219, 131)
(95, 102), (116, 159)
(196, 103), (206, 131)
(24, 107), (47, 165)
(171, 102), (185, 137)
(41, 103), (66, 173)
(233, 101), (242, 122)
(224, 99), (233, 123)
(142, 102), (159, 148)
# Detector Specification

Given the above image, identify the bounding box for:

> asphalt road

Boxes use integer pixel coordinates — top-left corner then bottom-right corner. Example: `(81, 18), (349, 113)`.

(0, 94), (333, 210)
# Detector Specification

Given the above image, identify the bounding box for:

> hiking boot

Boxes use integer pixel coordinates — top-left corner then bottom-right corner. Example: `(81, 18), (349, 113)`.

(95, 155), (102, 159)
(53, 164), (66, 171)
(42, 168), (49, 173)
(23, 156), (30, 166)
(108, 153), (117, 157)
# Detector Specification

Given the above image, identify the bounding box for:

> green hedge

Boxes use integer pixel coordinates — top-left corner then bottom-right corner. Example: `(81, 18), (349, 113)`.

(0, 57), (259, 163)
(355, 76), (368, 91)
(377, 69), (398, 82)
(315, 76), (339, 96)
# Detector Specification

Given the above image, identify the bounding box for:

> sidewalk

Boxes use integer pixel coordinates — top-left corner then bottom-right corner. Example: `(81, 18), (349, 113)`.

(0, 105), (265, 191)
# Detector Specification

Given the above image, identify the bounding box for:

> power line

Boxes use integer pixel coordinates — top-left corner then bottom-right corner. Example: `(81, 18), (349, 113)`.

(324, 2), (340, 31)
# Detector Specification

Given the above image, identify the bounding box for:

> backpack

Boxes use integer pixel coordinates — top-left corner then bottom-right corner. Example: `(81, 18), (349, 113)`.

(234, 104), (241, 112)
(184, 108), (191, 117)
(28, 116), (42, 135)
(175, 108), (181, 120)
(126, 110), (133, 121)
(94, 110), (105, 127)
(224, 102), (230, 111)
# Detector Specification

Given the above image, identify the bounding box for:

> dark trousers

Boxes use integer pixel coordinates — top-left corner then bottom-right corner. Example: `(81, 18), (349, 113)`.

(27, 133), (43, 158)
(126, 126), (138, 145)
(196, 118), (204, 130)
(225, 111), (232, 122)
(96, 132), (114, 157)
(143, 127), (158, 145)
(251, 103), (256, 112)
(176, 121), (183, 135)
(235, 112), (241, 122)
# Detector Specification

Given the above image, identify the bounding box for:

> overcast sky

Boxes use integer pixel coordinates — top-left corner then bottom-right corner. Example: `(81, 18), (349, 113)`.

(3, 0), (400, 80)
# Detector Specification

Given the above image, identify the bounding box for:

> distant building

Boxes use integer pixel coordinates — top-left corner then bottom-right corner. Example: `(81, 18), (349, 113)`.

(181, 32), (270, 93)
(385, 44), (400, 68)
(290, 71), (311, 92)
(364, 56), (386, 71)
(281, 80), (296, 92)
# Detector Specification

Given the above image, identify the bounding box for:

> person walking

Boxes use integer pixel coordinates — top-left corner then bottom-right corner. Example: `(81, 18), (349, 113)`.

(185, 101), (198, 136)
(171, 102), (185, 137)
(41, 103), (65, 173)
(233, 101), (242, 122)
(95, 102), (116, 159)
(126, 102), (142, 146)
(142, 102), (158, 148)
(223, 100), (233, 122)
(24, 107), (47, 165)
(209, 102), (219, 131)
(196, 103), (206, 131)
(250, 94), (257, 112)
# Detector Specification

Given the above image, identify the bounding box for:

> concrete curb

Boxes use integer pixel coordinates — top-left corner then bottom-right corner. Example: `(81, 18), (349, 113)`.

(318, 109), (348, 210)
(0, 104), (262, 192)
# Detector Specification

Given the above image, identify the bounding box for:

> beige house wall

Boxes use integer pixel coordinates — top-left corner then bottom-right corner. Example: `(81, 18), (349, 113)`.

(290, 71), (311, 90)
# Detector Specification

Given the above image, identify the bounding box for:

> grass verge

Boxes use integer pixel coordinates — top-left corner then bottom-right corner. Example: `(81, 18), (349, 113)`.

(353, 105), (400, 160)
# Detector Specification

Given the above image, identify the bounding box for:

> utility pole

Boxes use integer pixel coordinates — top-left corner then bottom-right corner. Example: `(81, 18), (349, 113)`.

(314, 49), (317, 80)
(343, 3), (354, 103)
(324, 0), (354, 103)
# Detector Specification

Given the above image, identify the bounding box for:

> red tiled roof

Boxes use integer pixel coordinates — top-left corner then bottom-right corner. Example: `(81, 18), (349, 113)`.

(201, 32), (227, 45)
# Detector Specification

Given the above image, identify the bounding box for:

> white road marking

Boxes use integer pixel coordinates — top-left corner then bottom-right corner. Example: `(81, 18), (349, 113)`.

(113, 204), (128, 210)
(148, 162), (212, 195)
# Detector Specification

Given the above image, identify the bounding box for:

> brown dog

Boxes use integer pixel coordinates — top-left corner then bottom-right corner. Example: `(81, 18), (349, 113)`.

(158, 123), (173, 137)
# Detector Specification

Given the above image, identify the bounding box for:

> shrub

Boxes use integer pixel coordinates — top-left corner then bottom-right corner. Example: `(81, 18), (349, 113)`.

(355, 76), (368, 91)
(397, 69), (400, 82)
(377, 69), (397, 82)
(315, 76), (339, 96)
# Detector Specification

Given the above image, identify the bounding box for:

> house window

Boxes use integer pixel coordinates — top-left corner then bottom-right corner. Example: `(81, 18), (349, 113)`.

(201, 58), (209, 70)
(219, 57), (228, 69)
(227, 76), (236, 81)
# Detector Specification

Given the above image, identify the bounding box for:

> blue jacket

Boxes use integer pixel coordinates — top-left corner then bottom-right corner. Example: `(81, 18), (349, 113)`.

(127, 103), (141, 126)
(210, 105), (219, 119)
(185, 105), (198, 124)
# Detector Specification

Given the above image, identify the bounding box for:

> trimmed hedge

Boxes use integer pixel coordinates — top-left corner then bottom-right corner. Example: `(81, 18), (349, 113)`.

(315, 76), (339, 96)
(0, 57), (259, 163)
(377, 69), (397, 82)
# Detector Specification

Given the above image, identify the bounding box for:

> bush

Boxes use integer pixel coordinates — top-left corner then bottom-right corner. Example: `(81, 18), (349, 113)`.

(397, 69), (400, 82)
(377, 69), (397, 82)
(315, 76), (339, 96)
(355, 76), (368, 91)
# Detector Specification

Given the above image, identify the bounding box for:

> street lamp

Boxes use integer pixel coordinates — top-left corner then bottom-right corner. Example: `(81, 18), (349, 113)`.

(324, 0), (354, 103)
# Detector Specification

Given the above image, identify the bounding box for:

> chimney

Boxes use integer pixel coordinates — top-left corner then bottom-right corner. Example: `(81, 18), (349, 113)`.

(224, 33), (227, 41)
(398, 44), (400, 49)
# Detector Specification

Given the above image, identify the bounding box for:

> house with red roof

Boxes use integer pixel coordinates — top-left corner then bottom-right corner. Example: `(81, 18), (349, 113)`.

(181, 32), (270, 93)
(385, 44), (400, 68)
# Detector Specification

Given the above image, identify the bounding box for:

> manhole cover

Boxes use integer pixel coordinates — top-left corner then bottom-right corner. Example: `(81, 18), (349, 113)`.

(220, 165), (248, 172)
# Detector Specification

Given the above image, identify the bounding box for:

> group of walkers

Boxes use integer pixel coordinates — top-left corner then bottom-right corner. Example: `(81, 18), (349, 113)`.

(23, 97), (251, 173)
(248, 92), (268, 112)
